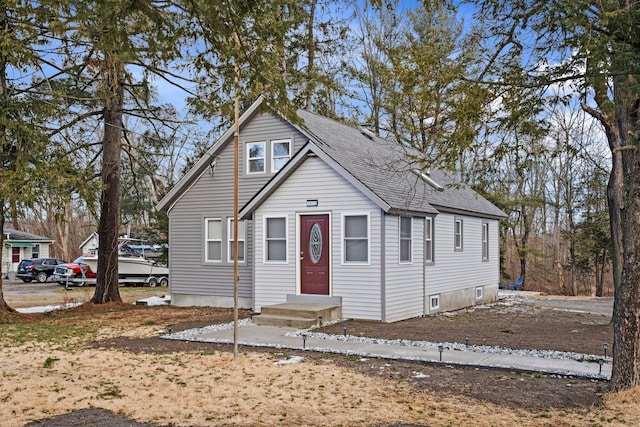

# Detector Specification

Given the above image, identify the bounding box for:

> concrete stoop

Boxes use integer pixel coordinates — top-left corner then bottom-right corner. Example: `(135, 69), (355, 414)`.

(254, 303), (342, 328)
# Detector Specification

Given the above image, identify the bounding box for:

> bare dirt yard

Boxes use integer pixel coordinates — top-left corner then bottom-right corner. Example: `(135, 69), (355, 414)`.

(1, 284), (638, 426)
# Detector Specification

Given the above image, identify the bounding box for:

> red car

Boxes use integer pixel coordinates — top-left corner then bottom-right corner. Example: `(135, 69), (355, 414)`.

(53, 256), (96, 286)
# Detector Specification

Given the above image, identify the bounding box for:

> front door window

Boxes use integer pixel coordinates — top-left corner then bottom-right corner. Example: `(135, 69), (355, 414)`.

(309, 224), (322, 264)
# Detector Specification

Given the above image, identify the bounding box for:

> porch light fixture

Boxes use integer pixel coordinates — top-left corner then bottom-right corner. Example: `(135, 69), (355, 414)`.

(599, 358), (604, 375)
(465, 335), (470, 347)
(302, 333), (308, 349)
(438, 344), (444, 362)
(603, 342), (609, 359)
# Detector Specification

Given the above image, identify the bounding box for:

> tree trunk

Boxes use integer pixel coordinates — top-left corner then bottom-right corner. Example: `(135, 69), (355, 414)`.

(584, 89), (640, 390)
(595, 249), (605, 297)
(0, 9), (13, 313)
(92, 54), (124, 304)
(0, 212), (14, 312)
(608, 144), (640, 390)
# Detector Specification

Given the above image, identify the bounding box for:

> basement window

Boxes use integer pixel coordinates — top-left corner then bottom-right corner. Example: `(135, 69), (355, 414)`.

(430, 294), (440, 311)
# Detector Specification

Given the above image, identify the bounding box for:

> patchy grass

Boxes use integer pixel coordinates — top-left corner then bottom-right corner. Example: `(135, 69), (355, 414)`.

(1, 300), (638, 427)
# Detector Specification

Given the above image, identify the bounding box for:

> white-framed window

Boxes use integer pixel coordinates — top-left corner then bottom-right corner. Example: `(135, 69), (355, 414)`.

(425, 217), (434, 264)
(454, 217), (463, 251)
(399, 216), (412, 263)
(343, 214), (369, 263)
(31, 244), (40, 259)
(476, 286), (483, 300)
(265, 216), (287, 262)
(430, 294), (440, 311)
(205, 218), (222, 262)
(482, 222), (489, 261)
(227, 219), (246, 262)
(271, 139), (291, 172)
(246, 141), (265, 174)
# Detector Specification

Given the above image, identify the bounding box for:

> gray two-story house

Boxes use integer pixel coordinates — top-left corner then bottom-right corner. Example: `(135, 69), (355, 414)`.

(157, 96), (506, 322)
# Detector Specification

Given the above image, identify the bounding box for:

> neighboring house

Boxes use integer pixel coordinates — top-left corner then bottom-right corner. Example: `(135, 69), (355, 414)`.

(79, 232), (99, 255)
(2, 228), (54, 279)
(158, 97), (507, 322)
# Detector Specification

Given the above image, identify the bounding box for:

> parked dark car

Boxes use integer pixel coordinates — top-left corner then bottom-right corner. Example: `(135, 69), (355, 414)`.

(16, 258), (68, 283)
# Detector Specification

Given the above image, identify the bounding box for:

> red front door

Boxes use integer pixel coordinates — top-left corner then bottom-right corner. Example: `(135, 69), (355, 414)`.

(300, 214), (330, 295)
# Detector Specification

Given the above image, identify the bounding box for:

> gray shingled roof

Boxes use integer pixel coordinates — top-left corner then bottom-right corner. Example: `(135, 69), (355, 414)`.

(3, 227), (53, 242)
(295, 109), (507, 219)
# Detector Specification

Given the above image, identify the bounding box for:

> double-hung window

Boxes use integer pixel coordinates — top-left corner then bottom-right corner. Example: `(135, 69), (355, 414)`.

(400, 216), (412, 263)
(454, 218), (463, 251)
(343, 214), (369, 263)
(482, 222), (489, 261)
(265, 217), (287, 262)
(31, 244), (40, 259)
(205, 218), (222, 262)
(425, 217), (434, 263)
(271, 140), (291, 172)
(247, 142), (265, 174)
(228, 219), (246, 262)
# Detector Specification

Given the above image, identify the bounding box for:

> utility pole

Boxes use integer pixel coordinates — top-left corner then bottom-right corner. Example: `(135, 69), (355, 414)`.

(233, 31), (240, 360)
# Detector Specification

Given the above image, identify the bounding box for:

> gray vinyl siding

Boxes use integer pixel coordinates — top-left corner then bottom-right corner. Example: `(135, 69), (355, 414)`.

(168, 112), (306, 300)
(254, 157), (382, 320)
(383, 215), (425, 322)
(425, 214), (500, 295)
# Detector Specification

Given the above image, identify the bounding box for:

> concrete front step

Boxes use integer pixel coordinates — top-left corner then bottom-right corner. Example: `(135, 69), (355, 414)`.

(254, 303), (342, 328)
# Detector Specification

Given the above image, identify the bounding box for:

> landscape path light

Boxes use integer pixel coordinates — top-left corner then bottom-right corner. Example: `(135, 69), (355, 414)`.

(465, 335), (470, 347)
(343, 324), (348, 336)
(603, 342), (609, 359)
(302, 333), (308, 349)
(438, 344), (444, 362)
(599, 358), (604, 375)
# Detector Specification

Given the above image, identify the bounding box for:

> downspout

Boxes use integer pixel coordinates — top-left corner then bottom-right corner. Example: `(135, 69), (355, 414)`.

(380, 209), (386, 322)
(423, 218), (426, 316)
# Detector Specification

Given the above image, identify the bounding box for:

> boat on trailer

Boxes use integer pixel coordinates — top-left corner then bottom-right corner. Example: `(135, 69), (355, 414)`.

(81, 254), (169, 287)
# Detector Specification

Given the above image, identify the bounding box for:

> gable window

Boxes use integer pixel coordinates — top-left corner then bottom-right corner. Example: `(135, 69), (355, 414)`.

(228, 219), (246, 262)
(400, 216), (412, 263)
(271, 140), (291, 172)
(425, 217), (434, 264)
(205, 218), (222, 262)
(482, 222), (489, 261)
(32, 244), (40, 259)
(265, 217), (287, 262)
(247, 142), (265, 174)
(343, 214), (369, 263)
(454, 218), (463, 251)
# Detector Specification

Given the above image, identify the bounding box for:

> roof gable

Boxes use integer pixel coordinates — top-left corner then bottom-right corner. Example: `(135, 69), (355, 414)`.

(243, 109), (506, 219)
(157, 95), (267, 212)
